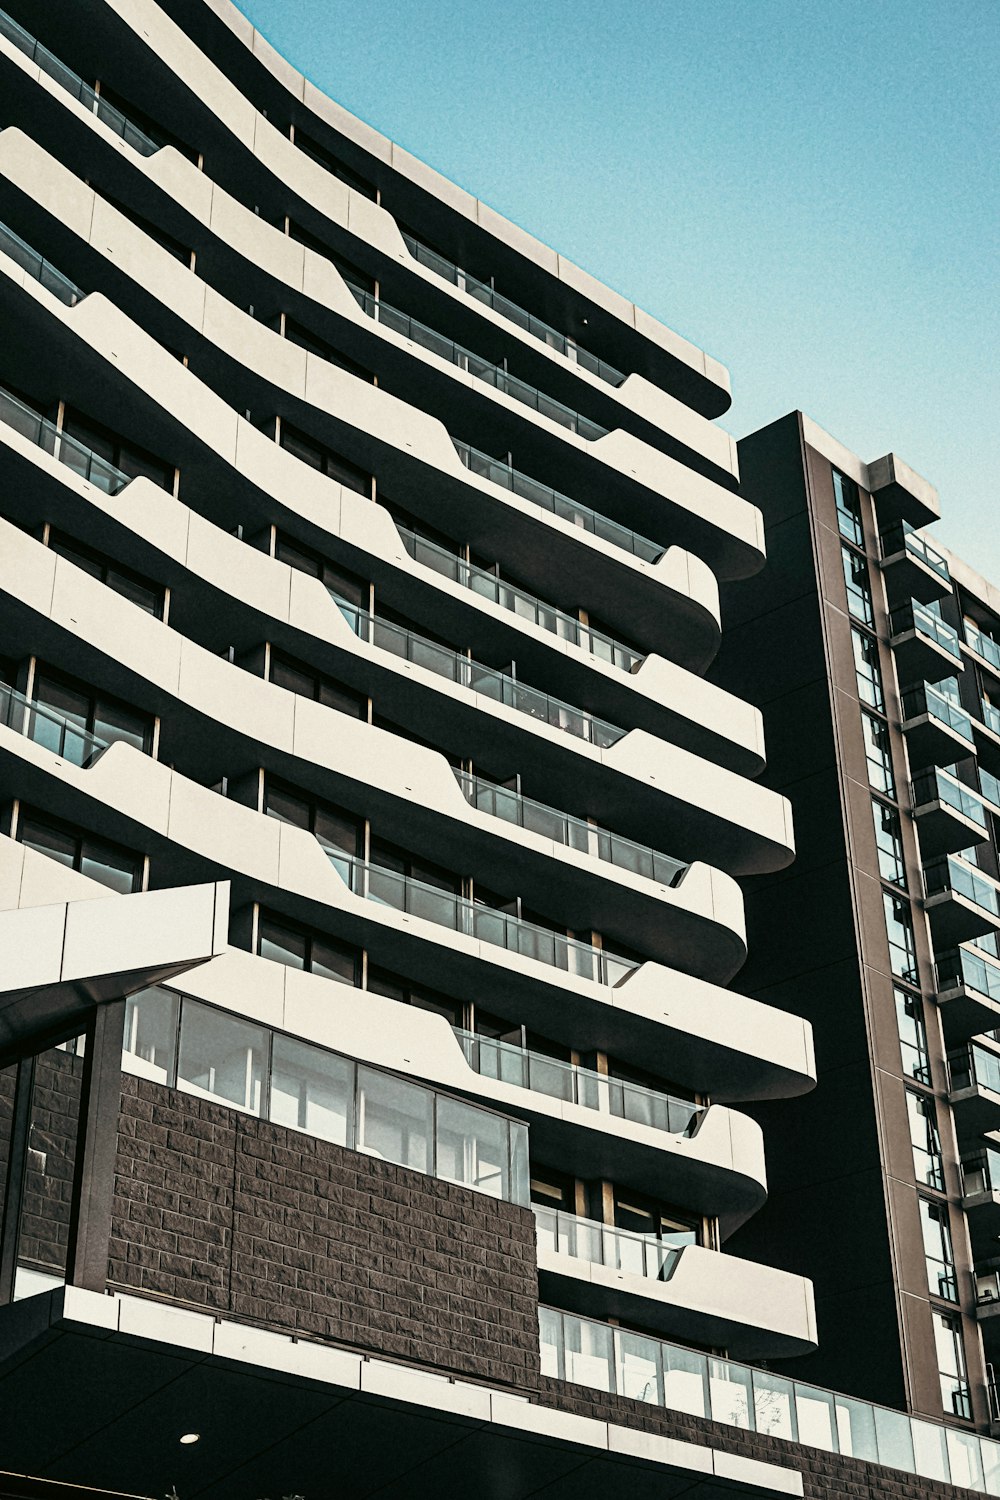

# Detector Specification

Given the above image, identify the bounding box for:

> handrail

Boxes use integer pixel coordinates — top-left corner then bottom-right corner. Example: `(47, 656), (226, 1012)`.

(345, 281), (607, 441)
(962, 1145), (1000, 1197)
(983, 699), (1000, 737)
(540, 1306), (983, 1483)
(0, 680), (108, 766)
(533, 1204), (684, 1280)
(911, 767), (989, 828)
(890, 599), (961, 659)
(900, 682), (974, 742)
(879, 521), (950, 584)
(401, 231), (626, 389)
(924, 855), (1000, 916)
(0, 219), (83, 306)
(0, 8), (159, 156)
(332, 595), (626, 750)
(453, 770), (686, 886)
(455, 1027), (701, 1135)
(325, 850), (638, 988)
(937, 946), (1000, 1005)
(966, 620), (1000, 674)
(454, 438), (665, 564)
(396, 523), (643, 672)
(0, 385), (131, 494)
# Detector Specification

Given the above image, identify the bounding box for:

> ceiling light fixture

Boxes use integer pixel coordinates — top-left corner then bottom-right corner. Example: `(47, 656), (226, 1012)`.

(179, 1433), (201, 1445)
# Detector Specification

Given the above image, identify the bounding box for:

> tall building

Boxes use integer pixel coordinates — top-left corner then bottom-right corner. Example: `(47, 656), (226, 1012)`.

(717, 411), (1000, 1444)
(0, 1), (994, 1497)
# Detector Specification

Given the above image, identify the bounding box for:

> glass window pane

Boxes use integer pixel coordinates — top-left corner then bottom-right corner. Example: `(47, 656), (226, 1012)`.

(176, 1000), (267, 1114)
(270, 1034), (353, 1146)
(833, 1394), (878, 1461)
(947, 1429), (984, 1491)
(258, 916), (307, 969)
(834, 470), (864, 546)
(310, 935), (358, 986)
(895, 989), (930, 1083)
(874, 1405), (915, 1472)
(436, 1095), (508, 1198)
(538, 1306), (562, 1379)
(564, 1314), (614, 1392)
(843, 545), (874, 626)
(122, 986), (178, 1084)
(357, 1067), (431, 1171)
(616, 1330), (661, 1404)
(873, 799), (906, 886)
(92, 698), (150, 754)
(862, 711), (896, 796)
(853, 628), (884, 711)
(19, 816), (76, 869)
(911, 1418), (950, 1482)
(509, 1120), (530, 1206)
(79, 838), (140, 894)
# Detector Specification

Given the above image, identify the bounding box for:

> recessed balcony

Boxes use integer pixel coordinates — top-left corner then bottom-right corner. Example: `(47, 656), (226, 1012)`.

(879, 521), (952, 605)
(911, 767), (990, 858)
(868, 451), (941, 531)
(900, 682), (976, 769)
(936, 946), (1000, 1043)
(965, 622), (1000, 685)
(963, 1148), (1000, 1252)
(974, 699), (1000, 777)
(533, 1205), (816, 1359)
(948, 1041), (1000, 1139)
(924, 856), (1000, 948)
(890, 600), (963, 686)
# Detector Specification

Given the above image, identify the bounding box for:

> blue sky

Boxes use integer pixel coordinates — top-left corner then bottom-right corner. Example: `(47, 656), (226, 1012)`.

(240, 0), (998, 571)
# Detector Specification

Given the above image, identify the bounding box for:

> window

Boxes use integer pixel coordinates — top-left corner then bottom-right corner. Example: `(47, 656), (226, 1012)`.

(31, 668), (153, 765)
(436, 1095), (509, 1198)
(366, 965), (463, 1025)
(919, 1199), (957, 1302)
(123, 987), (178, 1084)
(852, 628), (884, 711)
(49, 531), (164, 617)
(873, 800), (906, 886)
(61, 408), (173, 491)
(842, 545), (874, 627)
(883, 891), (918, 983)
(18, 811), (143, 894)
(274, 534), (368, 608)
(895, 990), (930, 1084)
(101, 191), (193, 265)
(257, 912), (360, 986)
(176, 1000), (266, 1114)
(283, 319), (375, 383)
(279, 422), (372, 496)
(263, 778), (362, 878)
(293, 130), (378, 200)
(357, 1066), (432, 1171)
(833, 470), (864, 547)
(907, 1089), (944, 1192)
(270, 1033), (353, 1146)
(861, 711), (896, 796)
(269, 649), (367, 719)
(932, 1312), (970, 1419)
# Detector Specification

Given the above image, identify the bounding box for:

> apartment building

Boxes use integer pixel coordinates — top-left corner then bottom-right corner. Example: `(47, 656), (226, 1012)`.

(715, 410), (1000, 1457)
(0, 1), (994, 1496)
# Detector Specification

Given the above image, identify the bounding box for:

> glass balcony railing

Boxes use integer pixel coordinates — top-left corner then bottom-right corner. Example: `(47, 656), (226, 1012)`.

(900, 683), (975, 743)
(534, 1204), (686, 1279)
(0, 9), (159, 156)
(0, 220), (82, 306)
(949, 1042), (1000, 1097)
(983, 700), (1000, 737)
(938, 947), (1000, 1006)
(0, 385), (131, 494)
(401, 232), (626, 389)
(453, 770), (687, 887)
(396, 524), (643, 672)
(454, 439), (664, 565)
(332, 597), (625, 750)
(540, 1308), (988, 1490)
(0, 680), (110, 766)
(925, 856), (1000, 918)
(879, 521), (951, 584)
(326, 851), (639, 988)
(966, 622), (1000, 674)
(890, 600), (962, 660)
(454, 1029), (701, 1136)
(963, 1145), (1000, 1198)
(980, 767), (1000, 809)
(345, 282), (607, 441)
(912, 768), (989, 828)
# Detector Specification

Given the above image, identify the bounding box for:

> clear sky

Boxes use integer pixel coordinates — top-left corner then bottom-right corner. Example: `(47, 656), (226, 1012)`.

(240, 0), (998, 571)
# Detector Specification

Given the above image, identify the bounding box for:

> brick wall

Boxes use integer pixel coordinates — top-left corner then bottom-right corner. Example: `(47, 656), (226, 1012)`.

(538, 1377), (983, 1500)
(18, 1051), (83, 1278)
(0, 1064), (14, 1228)
(109, 1074), (540, 1389)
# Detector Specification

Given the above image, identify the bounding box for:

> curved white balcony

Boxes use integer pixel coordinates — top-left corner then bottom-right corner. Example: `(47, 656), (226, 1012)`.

(0, 717), (812, 1104)
(533, 1205), (816, 1359)
(7, 0), (735, 427)
(0, 492), (791, 875)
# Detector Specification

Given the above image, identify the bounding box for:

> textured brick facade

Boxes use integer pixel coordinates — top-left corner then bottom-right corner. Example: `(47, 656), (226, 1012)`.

(0, 1064), (14, 1230)
(18, 1051), (83, 1279)
(538, 1377), (984, 1500)
(109, 1074), (540, 1388)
